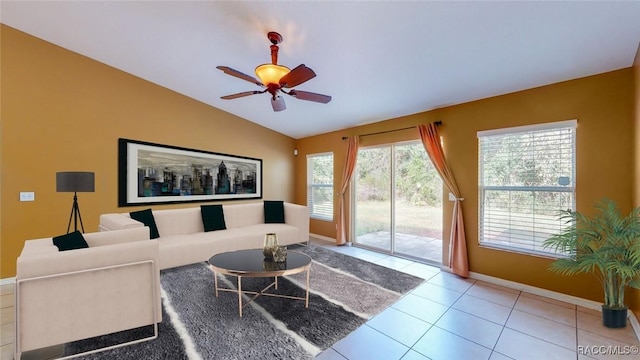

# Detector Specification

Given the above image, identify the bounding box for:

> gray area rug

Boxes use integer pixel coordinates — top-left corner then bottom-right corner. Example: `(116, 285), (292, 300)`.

(65, 245), (424, 359)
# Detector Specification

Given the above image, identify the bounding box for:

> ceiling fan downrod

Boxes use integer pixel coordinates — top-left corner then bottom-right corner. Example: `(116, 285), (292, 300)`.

(267, 31), (283, 65)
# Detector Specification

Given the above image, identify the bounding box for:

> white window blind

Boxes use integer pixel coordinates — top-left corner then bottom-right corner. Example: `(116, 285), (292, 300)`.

(307, 153), (334, 221)
(478, 120), (576, 256)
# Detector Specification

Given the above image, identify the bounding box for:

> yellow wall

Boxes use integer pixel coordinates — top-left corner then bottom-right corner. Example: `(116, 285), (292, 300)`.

(3, 23), (639, 313)
(632, 43), (640, 312)
(0, 25), (297, 278)
(295, 68), (638, 311)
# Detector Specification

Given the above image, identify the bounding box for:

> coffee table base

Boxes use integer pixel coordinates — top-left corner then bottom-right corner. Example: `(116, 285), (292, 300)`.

(212, 269), (311, 317)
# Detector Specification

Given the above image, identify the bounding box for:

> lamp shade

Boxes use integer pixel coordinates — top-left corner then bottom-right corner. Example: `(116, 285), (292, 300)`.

(255, 63), (290, 86)
(56, 172), (95, 192)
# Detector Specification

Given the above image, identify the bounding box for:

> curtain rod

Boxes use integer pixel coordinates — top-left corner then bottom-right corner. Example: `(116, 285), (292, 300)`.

(342, 121), (441, 140)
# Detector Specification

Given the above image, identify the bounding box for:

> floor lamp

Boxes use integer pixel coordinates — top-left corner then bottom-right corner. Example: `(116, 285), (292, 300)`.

(56, 171), (95, 233)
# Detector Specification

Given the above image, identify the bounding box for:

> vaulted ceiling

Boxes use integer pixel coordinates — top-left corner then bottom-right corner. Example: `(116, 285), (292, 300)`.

(2, 1), (640, 139)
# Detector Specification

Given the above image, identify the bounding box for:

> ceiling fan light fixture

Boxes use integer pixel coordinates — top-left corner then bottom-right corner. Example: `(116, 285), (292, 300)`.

(271, 94), (286, 112)
(255, 64), (290, 86)
(218, 31), (330, 111)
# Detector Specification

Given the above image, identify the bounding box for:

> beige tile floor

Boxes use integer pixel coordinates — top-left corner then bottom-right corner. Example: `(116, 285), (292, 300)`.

(315, 239), (640, 360)
(1, 239), (639, 360)
(1, 284), (14, 360)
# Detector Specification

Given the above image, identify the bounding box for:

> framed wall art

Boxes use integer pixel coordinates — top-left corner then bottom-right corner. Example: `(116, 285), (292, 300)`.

(118, 138), (262, 206)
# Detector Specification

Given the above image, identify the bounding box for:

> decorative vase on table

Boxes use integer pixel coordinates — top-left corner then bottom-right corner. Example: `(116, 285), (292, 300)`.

(263, 233), (279, 260)
(263, 260), (286, 271)
(272, 245), (287, 262)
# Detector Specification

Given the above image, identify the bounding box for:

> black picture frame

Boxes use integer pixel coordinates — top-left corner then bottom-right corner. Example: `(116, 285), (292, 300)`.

(118, 138), (262, 206)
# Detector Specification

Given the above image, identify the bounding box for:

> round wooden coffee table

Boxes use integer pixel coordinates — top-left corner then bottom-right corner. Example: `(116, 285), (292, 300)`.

(208, 249), (312, 317)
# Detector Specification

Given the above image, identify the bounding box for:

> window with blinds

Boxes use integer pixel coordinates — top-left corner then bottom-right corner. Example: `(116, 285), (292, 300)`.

(478, 120), (576, 257)
(307, 153), (334, 221)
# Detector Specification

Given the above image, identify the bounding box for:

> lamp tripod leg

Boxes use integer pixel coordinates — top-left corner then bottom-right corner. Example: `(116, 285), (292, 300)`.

(75, 198), (85, 233)
(66, 192), (85, 234)
(66, 202), (74, 234)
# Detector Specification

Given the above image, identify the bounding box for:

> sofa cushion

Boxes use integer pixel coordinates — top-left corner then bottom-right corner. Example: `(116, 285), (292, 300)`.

(52, 231), (89, 251)
(152, 208), (203, 237)
(130, 209), (160, 239)
(264, 201), (285, 224)
(201, 205), (226, 232)
(223, 203), (262, 229)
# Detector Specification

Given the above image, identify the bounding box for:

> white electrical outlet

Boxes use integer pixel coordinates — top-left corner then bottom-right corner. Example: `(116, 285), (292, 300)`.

(20, 192), (35, 202)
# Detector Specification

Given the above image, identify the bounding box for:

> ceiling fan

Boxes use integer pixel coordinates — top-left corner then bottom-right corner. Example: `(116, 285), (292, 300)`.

(217, 31), (332, 112)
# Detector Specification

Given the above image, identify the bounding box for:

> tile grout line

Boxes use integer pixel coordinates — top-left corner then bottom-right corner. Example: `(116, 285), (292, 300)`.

(503, 292), (584, 354)
(406, 277), (508, 360)
(575, 305), (580, 359)
(575, 323), (640, 346)
(297, 242), (637, 359)
(326, 243), (432, 360)
(490, 289), (521, 357)
(321, 240), (438, 360)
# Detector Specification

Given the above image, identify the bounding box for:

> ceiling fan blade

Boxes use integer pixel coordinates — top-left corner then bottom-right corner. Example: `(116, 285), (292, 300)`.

(288, 90), (332, 104)
(217, 66), (263, 87)
(220, 90), (263, 100)
(271, 94), (286, 112)
(279, 64), (316, 88)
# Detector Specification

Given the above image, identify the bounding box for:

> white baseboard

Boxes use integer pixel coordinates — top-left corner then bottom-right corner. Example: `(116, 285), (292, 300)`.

(469, 271), (640, 341)
(309, 233), (335, 244)
(469, 271), (602, 311)
(629, 311), (640, 343)
(0, 277), (16, 286)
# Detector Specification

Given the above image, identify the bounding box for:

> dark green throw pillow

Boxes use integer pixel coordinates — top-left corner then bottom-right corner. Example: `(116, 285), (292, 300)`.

(130, 208), (160, 239)
(201, 205), (226, 232)
(264, 200), (285, 224)
(53, 231), (89, 251)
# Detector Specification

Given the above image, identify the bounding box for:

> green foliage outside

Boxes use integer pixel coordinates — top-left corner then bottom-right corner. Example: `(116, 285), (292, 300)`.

(309, 154), (333, 219)
(481, 127), (573, 214)
(355, 200), (442, 238)
(355, 143), (442, 207)
(354, 143), (443, 239)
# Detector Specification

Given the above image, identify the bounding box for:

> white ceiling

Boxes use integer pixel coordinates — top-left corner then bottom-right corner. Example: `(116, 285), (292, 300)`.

(2, 1), (640, 139)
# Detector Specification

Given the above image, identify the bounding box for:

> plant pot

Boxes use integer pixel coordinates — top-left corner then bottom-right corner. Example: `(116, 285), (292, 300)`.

(602, 305), (627, 328)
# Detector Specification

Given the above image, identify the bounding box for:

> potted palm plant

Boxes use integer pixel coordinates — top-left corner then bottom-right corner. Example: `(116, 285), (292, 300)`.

(542, 199), (640, 328)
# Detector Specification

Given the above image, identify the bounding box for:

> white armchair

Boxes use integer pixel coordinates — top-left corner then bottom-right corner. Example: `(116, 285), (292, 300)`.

(15, 227), (161, 359)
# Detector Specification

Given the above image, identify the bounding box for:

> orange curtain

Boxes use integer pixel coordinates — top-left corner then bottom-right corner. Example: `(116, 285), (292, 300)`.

(336, 136), (359, 245)
(418, 123), (469, 278)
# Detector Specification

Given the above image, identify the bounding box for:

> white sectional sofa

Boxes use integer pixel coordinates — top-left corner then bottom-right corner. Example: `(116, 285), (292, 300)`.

(98, 201), (310, 270)
(15, 227), (161, 359)
(14, 201), (308, 359)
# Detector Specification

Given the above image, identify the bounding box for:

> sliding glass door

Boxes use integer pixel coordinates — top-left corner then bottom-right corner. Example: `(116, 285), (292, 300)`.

(353, 146), (392, 252)
(353, 141), (442, 263)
